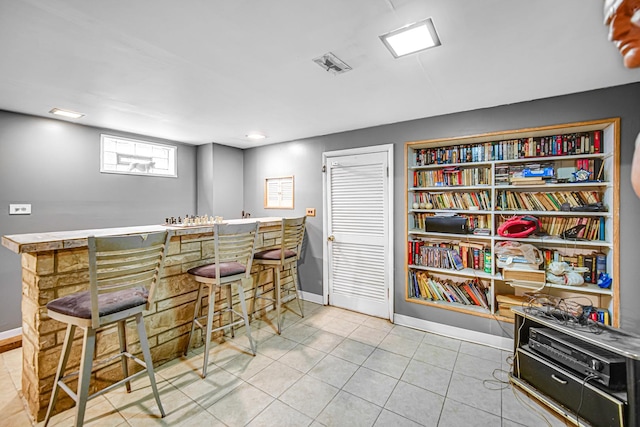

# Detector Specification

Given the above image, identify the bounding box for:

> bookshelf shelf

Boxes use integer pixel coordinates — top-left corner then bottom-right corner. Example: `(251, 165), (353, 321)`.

(494, 182), (610, 190)
(410, 161), (494, 170)
(546, 282), (613, 295)
(405, 118), (619, 326)
(407, 297), (492, 313)
(493, 235), (613, 248)
(408, 230), (493, 241)
(409, 264), (495, 280)
(410, 185), (492, 191)
(506, 280), (613, 295)
(494, 210), (611, 217)
(493, 152), (607, 165)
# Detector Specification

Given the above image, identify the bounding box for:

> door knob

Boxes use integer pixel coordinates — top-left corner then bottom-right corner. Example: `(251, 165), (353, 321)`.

(327, 235), (335, 241)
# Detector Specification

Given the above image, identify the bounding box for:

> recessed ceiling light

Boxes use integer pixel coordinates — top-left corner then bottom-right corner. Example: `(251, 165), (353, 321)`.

(246, 132), (267, 140)
(49, 108), (85, 119)
(380, 18), (441, 58)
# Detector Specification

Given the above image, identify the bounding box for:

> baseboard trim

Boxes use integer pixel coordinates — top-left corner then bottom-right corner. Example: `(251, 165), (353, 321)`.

(300, 291), (323, 305)
(0, 327), (22, 353)
(394, 314), (512, 350)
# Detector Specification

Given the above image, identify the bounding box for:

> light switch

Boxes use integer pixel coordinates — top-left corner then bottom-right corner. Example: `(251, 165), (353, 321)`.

(9, 204), (31, 215)
(305, 208), (316, 217)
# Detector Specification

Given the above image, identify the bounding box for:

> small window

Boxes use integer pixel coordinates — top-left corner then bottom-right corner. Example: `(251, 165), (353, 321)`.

(100, 134), (177, 177)
(264, 176), (294, 209)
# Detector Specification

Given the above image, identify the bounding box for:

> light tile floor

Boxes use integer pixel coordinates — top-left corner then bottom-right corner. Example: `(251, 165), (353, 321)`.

(1, 301), (571, 426)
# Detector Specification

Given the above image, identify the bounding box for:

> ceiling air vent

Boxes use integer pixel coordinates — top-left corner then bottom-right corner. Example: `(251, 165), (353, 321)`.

(312, 52), (352, 75)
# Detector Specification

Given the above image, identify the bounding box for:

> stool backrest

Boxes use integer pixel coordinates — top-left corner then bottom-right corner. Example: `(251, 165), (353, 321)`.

(214, 222), (260, 278)
(88, 231), (170, 328)
(282, 216), (306, 262)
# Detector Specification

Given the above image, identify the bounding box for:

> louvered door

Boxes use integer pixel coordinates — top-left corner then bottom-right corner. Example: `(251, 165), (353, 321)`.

(325, 150), (391, 319)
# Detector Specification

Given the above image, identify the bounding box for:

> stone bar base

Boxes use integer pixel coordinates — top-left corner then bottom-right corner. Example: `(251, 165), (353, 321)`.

(15, 220), (286, 422)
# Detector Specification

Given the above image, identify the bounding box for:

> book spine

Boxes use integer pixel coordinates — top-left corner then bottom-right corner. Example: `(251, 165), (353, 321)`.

(473, 249), (480, 270)
(596, 253), (607, 277)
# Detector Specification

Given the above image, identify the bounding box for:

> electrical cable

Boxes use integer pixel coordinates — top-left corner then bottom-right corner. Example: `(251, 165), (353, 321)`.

(575, 374), (598, 426)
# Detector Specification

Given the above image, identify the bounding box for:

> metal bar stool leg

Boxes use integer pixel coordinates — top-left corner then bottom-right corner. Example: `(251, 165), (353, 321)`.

(117, 320), (131, 393)
(239, 277), (256, 355)
(185, 282), (204, 356)
(135, 313), (165, 417)
(251, 267), (263, 321)
(74, 327), (97, 427)
(226, 284), (235, 338)
(202, 284), (216, 378)
(44, 324), (76, 427)
(292, 263), (304, 319)
(275, 267), (283, 334)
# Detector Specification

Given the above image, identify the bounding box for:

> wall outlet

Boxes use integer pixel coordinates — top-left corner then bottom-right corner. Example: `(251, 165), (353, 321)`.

(305, 208), (316, 217)
(9, 204), (31, 215)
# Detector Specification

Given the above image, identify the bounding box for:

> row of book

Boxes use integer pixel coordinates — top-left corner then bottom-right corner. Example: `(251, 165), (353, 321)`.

(412, 166), (492, 187)
(575, 158), (604, 180)
(541, 250), (607, 284)
(495, 190), (602, 211)
(538, 216), (605, 240)
(409, 270), (491, 309)
(422, 190), (492, 210)
(408, 240), (490, 272)
(412, 213), (490, 232)
(413, 131), (602, 166)
(408, 242), (464, 270)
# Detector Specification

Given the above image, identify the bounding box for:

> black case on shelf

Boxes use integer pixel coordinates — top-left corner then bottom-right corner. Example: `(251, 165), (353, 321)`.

(424, 216), (468, 234)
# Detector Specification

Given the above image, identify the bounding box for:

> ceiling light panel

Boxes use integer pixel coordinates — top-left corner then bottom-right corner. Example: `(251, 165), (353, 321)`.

(246, 132), (267, 140)
(49, 108), (85, 119)
(380, 18), (441, 58)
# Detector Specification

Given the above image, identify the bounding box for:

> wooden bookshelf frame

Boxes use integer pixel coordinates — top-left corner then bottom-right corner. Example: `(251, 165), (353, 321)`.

(404, 118), (620, 326)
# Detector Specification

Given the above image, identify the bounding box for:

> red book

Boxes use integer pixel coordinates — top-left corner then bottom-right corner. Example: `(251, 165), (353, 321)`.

(594, 130), (601, 153)
(463, 283), (482, 306)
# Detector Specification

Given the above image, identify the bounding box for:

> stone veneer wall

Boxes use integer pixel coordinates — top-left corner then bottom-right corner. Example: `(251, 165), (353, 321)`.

(20, 222), (289, 422)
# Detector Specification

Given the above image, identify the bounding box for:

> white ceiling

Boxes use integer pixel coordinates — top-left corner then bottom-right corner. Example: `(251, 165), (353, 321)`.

(1, 0), (640, 149)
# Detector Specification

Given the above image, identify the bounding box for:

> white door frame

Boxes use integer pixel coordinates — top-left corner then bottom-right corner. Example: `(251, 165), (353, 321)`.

(322, 144), (394, 320)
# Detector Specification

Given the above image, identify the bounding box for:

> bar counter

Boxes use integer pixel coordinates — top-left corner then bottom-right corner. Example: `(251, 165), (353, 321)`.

(2, 217), (287, 422)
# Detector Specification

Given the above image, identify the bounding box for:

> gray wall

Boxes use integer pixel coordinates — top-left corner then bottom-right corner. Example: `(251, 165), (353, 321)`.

(3, 82), (640, 338)
(196, 143), (244, 219)
(0, 110), (197, 332)
(243, 82), (640, 336)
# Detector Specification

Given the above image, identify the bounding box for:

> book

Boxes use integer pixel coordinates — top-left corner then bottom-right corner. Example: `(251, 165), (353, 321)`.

(473, 249), (480, 270)
(583, 255), (594, 284)
(596, 253), (607, 277)
(449, 250), (465, 270)
(462, 283), (482, 306)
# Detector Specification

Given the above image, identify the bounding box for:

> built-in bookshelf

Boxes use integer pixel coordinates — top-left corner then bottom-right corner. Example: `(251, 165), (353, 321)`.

(405, 118), (619, 326)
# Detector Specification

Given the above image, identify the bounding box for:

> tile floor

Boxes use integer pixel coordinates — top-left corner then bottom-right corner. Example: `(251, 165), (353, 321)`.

(1, 301), (571, 426)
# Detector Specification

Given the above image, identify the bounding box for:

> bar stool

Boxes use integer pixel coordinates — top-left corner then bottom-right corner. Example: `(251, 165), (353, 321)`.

(252, 216), (306, 334)
(44, 231), (170, 427)
(184, 222), (259, 378)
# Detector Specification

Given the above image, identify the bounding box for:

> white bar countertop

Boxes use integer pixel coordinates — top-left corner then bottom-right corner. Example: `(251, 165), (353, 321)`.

(2, 217), (282, 254)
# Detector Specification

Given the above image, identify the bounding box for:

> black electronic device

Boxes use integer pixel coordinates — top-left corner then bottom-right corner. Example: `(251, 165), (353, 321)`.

(424, 216), (468, 234)
(528, 327), (626, 390)
(517, 347), (625, 427)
